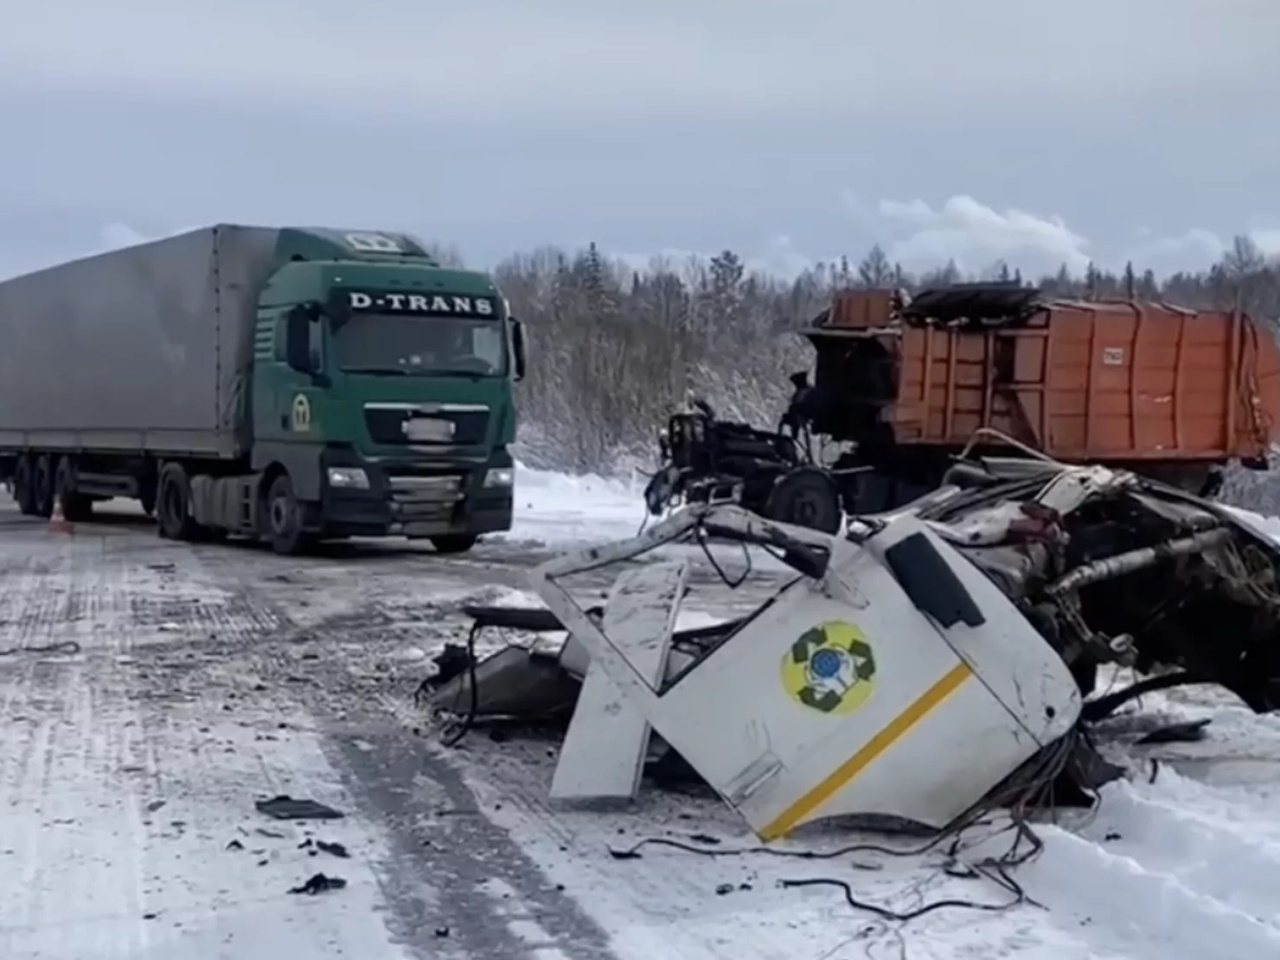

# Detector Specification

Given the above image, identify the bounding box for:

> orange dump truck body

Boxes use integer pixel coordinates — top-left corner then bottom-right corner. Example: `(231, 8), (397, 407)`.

(809, 285), (1280, 466)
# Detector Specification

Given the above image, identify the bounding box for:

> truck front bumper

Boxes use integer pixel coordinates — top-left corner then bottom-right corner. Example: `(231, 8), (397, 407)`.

(316, 452), (514, 539)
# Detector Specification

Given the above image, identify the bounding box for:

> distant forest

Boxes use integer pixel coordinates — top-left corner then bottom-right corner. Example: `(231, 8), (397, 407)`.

(434, 235), (1280, 512)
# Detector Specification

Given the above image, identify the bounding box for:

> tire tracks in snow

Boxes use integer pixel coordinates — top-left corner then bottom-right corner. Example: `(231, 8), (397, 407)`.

(12, 512), (1280, 959)
(0, 534), (407, 959)
(191, 538), (1280, 960)
(187, 541), (623, 960)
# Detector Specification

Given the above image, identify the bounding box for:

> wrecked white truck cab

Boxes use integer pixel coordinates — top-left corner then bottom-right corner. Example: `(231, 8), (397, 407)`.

(529, 504), (1082, 841)
(425, 458), (1280, 842)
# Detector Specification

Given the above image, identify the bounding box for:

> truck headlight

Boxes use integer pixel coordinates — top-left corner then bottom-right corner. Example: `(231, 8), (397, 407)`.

(327, 467), (370, 489)
(484, 467), (515, 488)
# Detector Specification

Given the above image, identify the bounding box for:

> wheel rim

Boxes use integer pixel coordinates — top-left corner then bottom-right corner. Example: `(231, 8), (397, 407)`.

(270, 495), (292, 534)
(788, 490), (821, 526)
(782, 485), (825, 523)
(775, 477), (837, 532)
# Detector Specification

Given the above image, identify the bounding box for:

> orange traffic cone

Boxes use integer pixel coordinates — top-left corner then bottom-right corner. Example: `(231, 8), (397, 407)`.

(48, 498), (73, 534)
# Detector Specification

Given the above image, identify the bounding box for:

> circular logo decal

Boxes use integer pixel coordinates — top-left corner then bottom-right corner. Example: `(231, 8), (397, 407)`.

(781, 620), (877, 715)
(290, 394), (312, 432)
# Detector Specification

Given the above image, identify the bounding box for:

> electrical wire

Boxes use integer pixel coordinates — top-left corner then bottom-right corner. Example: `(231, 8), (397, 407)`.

(424, 606), (609, 747)
(1081, 670), (1203, 722)
(778, 865), (1029, 924)
(414, 619), (482, 748)
(694, 522), (754, 589)
(609, 826), (1000, 862)
(608, 728), (1085, 927)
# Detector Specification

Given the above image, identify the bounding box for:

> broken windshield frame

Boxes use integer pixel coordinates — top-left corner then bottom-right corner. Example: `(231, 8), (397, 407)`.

(332, 312), (509, 378)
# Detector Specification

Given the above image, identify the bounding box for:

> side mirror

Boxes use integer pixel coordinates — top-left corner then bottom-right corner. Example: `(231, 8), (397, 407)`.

(284, 306), (314, 374)
(510, 317), (527, 381)
(324, 292), (352, 330)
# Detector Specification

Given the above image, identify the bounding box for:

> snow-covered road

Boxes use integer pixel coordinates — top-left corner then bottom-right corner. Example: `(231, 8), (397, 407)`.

(3, 464), (1280, 959)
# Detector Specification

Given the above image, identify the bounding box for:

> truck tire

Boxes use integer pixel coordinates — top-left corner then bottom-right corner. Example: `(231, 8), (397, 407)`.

(12, 454), (36, 516)
(430, 534), (478, 555)
(263, 474), (313, 556)
(157, 462), (204, 541)
(33, 455), (55, 519)
(53, 457), (92, 522)
(763, 467), (842, 534)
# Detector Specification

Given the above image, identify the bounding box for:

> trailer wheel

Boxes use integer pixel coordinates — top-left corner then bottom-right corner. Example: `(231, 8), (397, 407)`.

(264, 474), (312, 556)
(33, 455), (55, 519)
(430, 534), (478, 555)
(157, 462), (202, 541)
(764, 467), (842, 534)
(12, 455), (36, 516)
(54, 457), (92, 522)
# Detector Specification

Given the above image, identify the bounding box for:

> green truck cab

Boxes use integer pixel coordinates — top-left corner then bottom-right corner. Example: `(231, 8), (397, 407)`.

(0, 224), (527, 555)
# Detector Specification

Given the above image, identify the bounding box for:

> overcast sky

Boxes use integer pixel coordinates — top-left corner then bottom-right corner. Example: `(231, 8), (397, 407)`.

(2, 0), (1277, 282)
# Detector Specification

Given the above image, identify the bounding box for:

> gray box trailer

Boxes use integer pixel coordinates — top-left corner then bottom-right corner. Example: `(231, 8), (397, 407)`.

(0, 222), (524, 556)
(0, 225), (280, 458)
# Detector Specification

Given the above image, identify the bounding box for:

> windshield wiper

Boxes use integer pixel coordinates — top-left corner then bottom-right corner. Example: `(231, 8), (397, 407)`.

(342, 367), (415, 375)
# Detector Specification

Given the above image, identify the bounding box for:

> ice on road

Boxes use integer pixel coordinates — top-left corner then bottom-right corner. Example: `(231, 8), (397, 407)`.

(2, 468), (1280, 959)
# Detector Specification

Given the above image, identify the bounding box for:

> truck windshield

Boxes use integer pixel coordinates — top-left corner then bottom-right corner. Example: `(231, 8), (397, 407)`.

(334, 314), (507, 377)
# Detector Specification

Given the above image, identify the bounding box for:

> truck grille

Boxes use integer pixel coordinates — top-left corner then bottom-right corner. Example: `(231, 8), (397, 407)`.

(364, 406), (490, 446)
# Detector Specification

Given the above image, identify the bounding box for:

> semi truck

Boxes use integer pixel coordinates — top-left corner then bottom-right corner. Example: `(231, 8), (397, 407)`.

(645, 283), (1280, 531)
(0, 224), (527, 555)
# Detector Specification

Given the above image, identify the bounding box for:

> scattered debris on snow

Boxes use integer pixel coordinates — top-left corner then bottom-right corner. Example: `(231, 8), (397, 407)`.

(255, 795), (345, 820)
(414, 458), (1280, 944)
(9, 456), (1280, 958)
(289, 872), (348, 895)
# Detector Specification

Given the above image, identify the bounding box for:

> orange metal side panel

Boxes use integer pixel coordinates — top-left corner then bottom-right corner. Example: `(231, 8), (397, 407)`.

(827, 290), (897, 329)
(894, 328), (1001, 443)
(888, 299), (1280, 462)
(1040, 301), (1237, 460)
(1238, 319), (1280, 456)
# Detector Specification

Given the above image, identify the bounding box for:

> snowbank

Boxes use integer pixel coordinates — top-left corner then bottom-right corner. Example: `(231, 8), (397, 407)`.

(1223, 503), (1280, 547)
(501, 460), (648, 547)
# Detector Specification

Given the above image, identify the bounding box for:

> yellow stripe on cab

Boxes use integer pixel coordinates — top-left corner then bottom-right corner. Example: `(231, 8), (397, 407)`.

(758, 661), (974, 842)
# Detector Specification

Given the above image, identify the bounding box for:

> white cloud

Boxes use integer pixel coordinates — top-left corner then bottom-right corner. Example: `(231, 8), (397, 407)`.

(876, 195), (1093, 276)
(611, 193), (1280, 283)
(751, 235), (816, 279)
(63, 210), (1280, 291)
(92, 222), (206, 257)
(867, 196), (1280, 278)
(99, 222), (156, 250)
(1123, 228), (1231, 275)
(1119, 227), (1280, 274)
(3, 0), (1277, 120)
(0, 223), (186, 280)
